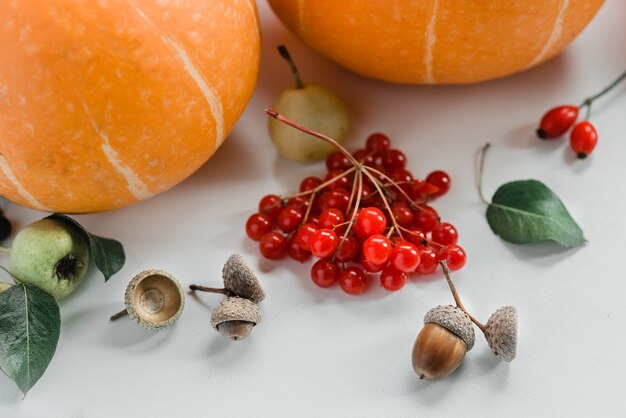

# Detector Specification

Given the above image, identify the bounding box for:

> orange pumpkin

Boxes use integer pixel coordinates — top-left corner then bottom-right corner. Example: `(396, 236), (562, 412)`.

(0, 0), (260, 213)
(268, 0), (603, 84)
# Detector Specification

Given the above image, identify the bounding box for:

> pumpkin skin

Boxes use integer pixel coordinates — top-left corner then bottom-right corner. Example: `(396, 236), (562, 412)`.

(268, 0), (603, 84)
(0, 0), (260, 213)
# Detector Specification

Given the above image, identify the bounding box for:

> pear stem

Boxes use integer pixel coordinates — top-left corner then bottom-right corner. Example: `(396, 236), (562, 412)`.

(439, 260), (487, 334)
(110, 309), (128, 321)
(277, 45), (305, 89)
(189, 284), (234, 297)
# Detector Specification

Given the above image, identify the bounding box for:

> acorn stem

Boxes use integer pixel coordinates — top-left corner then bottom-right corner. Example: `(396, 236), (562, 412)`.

(477, 143), (491, 205)
(277, 45), (305, 89)
(110, 309), (129, 321)
(439, 261), (488, 334)
(189, 284), (234, 297)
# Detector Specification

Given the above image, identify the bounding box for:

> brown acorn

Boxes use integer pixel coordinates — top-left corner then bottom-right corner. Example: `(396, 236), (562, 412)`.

(222, 254), (265, 303)
(412, 305), (475, 380)
(211, 297), (261, 341)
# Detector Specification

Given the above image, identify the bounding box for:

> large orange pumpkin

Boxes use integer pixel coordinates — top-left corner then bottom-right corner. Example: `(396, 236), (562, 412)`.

(269, 0), (603, 84)
(0, 0), (260, 213)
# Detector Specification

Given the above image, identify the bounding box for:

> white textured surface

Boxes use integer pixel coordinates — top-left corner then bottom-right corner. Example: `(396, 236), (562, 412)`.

(1, 1), (625, 417)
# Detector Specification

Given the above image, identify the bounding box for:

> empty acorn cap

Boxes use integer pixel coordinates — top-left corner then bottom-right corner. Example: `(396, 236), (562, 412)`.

(485, 306), (518, 362)
(424, 305), (475, 351)
(124, 269), (184, 330)
(222, 254), (265, 303)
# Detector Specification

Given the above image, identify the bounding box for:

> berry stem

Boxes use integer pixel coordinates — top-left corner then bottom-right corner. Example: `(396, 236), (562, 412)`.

(439, 260), (487, 334)
(189, 284), (235, 297)
(477, 143), (491, 206)
(266, 109), (362, 168)
(579, 70), (626, 121)
(333, 171), (363, 262)
(361, 168), (404, 240)
(365, 166), (430, 213)
(110, 309), (129, 321)
(277, 45), (305, 89)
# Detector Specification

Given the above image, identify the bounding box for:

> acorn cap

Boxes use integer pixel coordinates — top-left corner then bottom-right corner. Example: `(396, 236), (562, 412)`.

(124, 269), (184, 330)
(211, 297), (261, 330)
(222, 254), (265, 303)
(485, 306), (518, 362)
(424, 305), (475, 351)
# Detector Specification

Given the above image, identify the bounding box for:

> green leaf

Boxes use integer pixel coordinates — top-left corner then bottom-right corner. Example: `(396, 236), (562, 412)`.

(47, 214), (125, 282)
(0, 284), (60, 395)
(486, 180), (585, 247)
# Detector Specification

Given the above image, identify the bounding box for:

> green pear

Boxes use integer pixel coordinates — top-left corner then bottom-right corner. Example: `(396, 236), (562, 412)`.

(268, 45), (348, 163)
(10, 218), (89, 299)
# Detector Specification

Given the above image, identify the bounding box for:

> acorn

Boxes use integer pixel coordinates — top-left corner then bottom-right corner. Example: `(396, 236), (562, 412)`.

(222, 254), (265, 303)
(485, 306), (518, 362)
(412, 305), (475, 380)
(110, 269), (184, 330)
(211, 297), (261, 341)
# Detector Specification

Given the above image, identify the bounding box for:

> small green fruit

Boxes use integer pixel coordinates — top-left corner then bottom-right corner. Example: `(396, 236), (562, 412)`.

(10, 218), (89, 299)
(269, 45), (348, 163)
(0, 282), (13, 294)
(269, 85), (348, 163)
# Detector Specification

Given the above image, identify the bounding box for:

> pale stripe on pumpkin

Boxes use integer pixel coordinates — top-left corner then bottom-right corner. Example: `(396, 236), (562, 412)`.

(127, 1), (225, 147)
(527, 0), (570, 67)
(77, 97), (153, 201)
(0, 153), (51, 211)
(424, 0), (440, 84)
(245, 0), (260, 37)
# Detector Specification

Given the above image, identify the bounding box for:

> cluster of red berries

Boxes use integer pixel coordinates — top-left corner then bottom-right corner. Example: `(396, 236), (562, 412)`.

(536, 70), (626, 159)
(245, 132), (466, 296)
(536, 105), (597, 159)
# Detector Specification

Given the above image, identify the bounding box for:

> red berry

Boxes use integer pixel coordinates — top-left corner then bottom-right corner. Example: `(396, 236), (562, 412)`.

(383, 149), (407, 171)
(259, 194), (282, 221)
(295, 223), (319, 251)
(537, 105), (579, 139)
(570, 121), (598, 159)
(366, 133), (391, 152)
(390, 168), (413, 183)
(352, 149), (375, 166)
(439, 244), (466, 271)
(245, 213), (272, 241)
(326, 152), (350, 171)
(325, 169), (351, 189)
(414, 206), (439, 232)
(288, 238), (311, 263)
(405, 227), (427, 247)
(287, 195), (309, 210)
(355, 207), (387, 238)
(318, 188), (350, 213)
(380, 265), (407, 291)
(417, 247), (438, 274)
(389, 241), (421, 272)
(431, 222), (459, 245)
(311, 259), (340, 288)
(277, 206), (304, 233)
(339, 267), (368, 295)
(259, 232), (287, 260)
(363, 234), (392, 265)
(391, 202), (414, 227)
(361, 255), (386, 273)
(300, 176), (322, 192)
(425, 171), (451, 198)
(309, 228), (339, 258)
(335, 235), (359, 263)
(319, 208), (345, 229)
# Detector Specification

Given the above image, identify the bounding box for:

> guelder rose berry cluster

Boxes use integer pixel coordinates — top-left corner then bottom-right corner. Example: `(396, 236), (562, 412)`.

(246, 120), (466, 296)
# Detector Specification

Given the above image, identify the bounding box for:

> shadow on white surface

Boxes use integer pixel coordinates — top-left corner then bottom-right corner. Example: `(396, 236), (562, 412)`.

(499, 241), (584, 266)
(0, 373), (21, 406)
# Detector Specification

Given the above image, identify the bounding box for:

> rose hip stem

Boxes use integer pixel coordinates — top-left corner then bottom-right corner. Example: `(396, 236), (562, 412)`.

(477, 143), (491, 205)
(580, 70), (626, 120)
